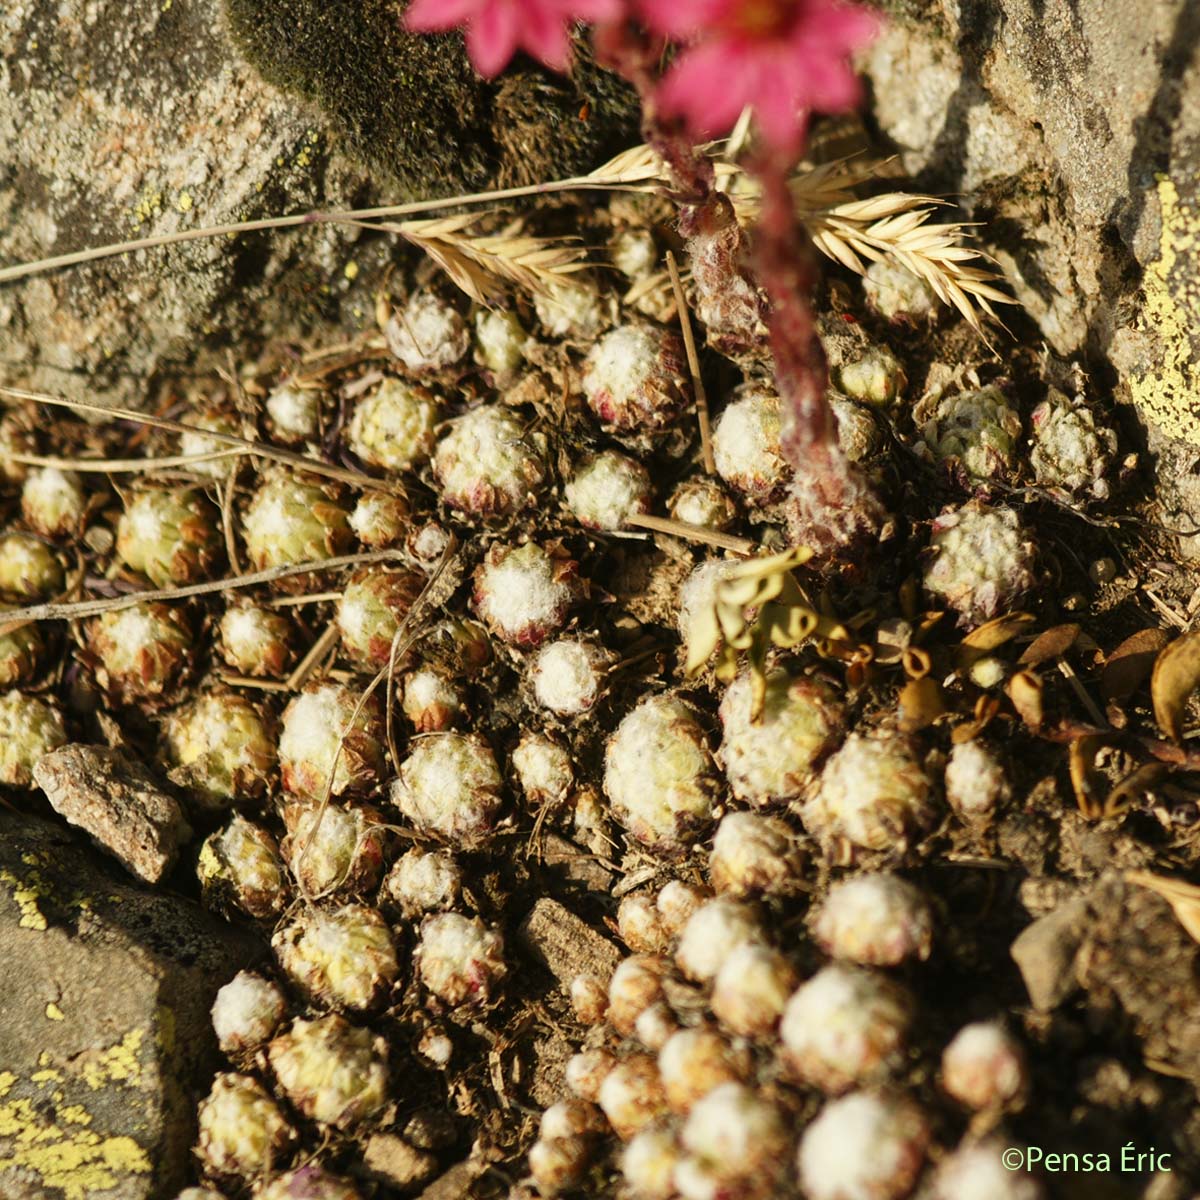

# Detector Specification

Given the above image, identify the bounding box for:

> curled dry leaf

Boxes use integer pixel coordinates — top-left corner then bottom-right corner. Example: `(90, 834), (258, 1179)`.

(1007, 669), (1044, 730)
(898, 676), (944, 732)
(951, 694), (1001, 744)
(1151, 630), (1200, 742)
(1103, 628), (1171, 703)
(1067, 733), (1138, 820)
(1125, 871), (1200, 944)
(958, 612), (1037, 671)
(1019, 623), (1080, 668)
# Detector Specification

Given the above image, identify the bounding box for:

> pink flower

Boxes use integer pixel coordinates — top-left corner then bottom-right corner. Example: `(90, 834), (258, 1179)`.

(404, 0), (625, 79)
(638, 0), (881, 152)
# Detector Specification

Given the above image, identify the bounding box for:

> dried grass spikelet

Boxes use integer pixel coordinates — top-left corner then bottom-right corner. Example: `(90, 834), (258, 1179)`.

(392, 214), (592, 306)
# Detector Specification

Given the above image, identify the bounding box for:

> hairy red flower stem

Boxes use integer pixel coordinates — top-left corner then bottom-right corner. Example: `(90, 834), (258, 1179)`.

(594, 21), (880, 556)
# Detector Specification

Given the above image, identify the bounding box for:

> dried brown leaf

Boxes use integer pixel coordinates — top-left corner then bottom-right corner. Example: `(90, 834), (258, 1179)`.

(1019, 623), (1080, 667)
(1151, 630), (1200, 742)
(962, 612), (1037, 652)
(1102, 628), (1171, 702)
(898, 676), (944, 732)
(1007, 669), (1044, 730)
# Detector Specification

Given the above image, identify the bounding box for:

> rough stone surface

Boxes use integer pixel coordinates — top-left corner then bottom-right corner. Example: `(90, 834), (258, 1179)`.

(865, 0), (1200, 537)
(1080, 873), (1200, 1083)
(363, 1132), (439, 1193)
(0, 0), (636, 411)
(1010, 893), (1086, 1011)
(518, 897), (623, 990)
(33, 745), (191, 885)
(0, 815), (262, 1200)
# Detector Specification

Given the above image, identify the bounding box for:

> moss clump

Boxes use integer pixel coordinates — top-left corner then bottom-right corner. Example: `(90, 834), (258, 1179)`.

(222, 0), (640, 198)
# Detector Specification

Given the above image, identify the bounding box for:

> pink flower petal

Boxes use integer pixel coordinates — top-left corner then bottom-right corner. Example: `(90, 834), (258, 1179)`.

(466, 1), (521, 76)
(518, 4), (574, 70)
(638, 0), (729, 37)
(571, 0), (627, 21)
(656, 41), (761, 138)
(404, 0), (482, 33)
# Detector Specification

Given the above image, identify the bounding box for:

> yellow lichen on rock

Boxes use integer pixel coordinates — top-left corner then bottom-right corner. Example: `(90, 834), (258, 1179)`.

(0, 1088), (151, 1200)
(0, 866), (48, 931)
(1127, 176), (1200, 445)
(80, 1029), (145, 1090)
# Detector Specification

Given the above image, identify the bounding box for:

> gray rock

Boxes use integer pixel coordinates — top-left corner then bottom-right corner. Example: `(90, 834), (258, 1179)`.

(33, 744), (191, 884)
(363, 1133), (439, 1193)
(1010, 894), (1087, 1010)
(0, 815), (261, 1200)
(0, 0), (636, 413)
(0, 0), (375, 411)
(518, 897), (622, 990)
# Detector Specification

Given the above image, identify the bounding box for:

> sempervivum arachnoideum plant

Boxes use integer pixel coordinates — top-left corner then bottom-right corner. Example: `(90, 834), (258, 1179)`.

(923, 501), (1036, 627)
(413, 911), (506, 1007)
(1029, 387), (1118, 499)
(563, 449), (653, 531)
(0, 532), (65, 598)
(400, 664), (466, 732)
(811, 873), (933, 967)
(917, 384), (1021, 483)
(712, 385), (791, 506)
(581, 323), (689, 434)
(267, 1013), (390, 1129)
(798, 1089), (931, 1200)
(384, 290), (470, 372)
(241, 473), (353, 573)
(179, 406), (239, 479)
(433, 405), (548, 518)
(346, 376), (441, 472)
(116, 487), (224, 586)
(273, 903), (400, 1012)
(161, 687), (276, 810)
(255, 1166), (365, 1200)
(217, 602), (294, 678)
(349, 489), (411, 548)
(21, 466), (86, 539)
(0, 689), (66, 786)
(472, 540), (583, 648)
(335, 566), (425, 670)
(280, 801), (388, 897)
(388, 730), (504, 848)
(529, 636), (614, 718)
(803, 729), (937, 856)
(211, 970), (288, 1061)
(604, 691), (720, 853)
(197, 815), (288, 920)
(278, 683), (386, 801)
(0, 608), (43, 687)
(194, 1071), (297, 1185)
(780, 964), (914, 1093)
(718, 668), (844, 808)
(88, 601), (193, 703)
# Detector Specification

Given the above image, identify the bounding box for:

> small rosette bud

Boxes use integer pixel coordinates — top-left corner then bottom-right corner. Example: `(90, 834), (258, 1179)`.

(117, 488), (223, 586)
(267, 1014), (389, 1128)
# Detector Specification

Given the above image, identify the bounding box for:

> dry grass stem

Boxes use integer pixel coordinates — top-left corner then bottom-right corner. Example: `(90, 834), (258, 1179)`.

(7, 449), (245, 473)
(0, 385), (400, 494)
(0, 149), (671, 287)
(0, 549), (407, 631)
(268, 592), (344, 608)
(626, 513), (755, 554)
(665, 250), (715, 473)
(285, 624), (341, 693)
